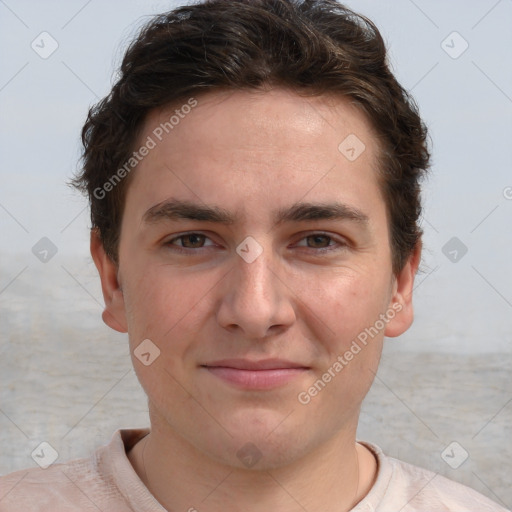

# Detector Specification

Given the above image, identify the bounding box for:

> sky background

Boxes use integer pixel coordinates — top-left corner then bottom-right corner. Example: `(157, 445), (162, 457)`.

(0, 0), (511, 355)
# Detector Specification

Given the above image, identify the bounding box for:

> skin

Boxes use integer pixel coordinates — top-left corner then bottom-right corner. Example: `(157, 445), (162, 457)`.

(91, 87), (420, 512)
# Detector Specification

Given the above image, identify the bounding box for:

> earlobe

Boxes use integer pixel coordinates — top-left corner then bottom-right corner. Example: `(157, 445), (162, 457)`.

(384, 241), (422, 338)
(90, 228), (128, 333)
(102, 306), (127, 334)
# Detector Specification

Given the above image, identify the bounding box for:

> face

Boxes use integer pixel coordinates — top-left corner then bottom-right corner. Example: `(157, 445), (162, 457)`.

(92, 88), (419, 469)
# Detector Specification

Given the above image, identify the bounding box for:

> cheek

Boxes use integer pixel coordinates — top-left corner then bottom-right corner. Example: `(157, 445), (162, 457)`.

(305, 270), (390, 410)
(123, 265), (217, 357)
(305, 337), (383, 424)
(297, 273), (387, 418)
(299, 267), (391, 350)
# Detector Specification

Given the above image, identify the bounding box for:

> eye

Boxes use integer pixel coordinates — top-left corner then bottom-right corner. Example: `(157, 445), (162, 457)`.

(300, 234), (332, 249)
(295, 233), (346, 251)
(164, 231), (347, 254)
(166, 233), (215, 249)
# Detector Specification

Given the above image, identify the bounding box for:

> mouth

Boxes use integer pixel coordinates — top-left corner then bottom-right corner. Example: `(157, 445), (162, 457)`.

(200, 359), (310, 390)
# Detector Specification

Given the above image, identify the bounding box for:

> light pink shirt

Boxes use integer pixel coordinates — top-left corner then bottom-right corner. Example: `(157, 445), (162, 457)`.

(0, 429), (508, 511)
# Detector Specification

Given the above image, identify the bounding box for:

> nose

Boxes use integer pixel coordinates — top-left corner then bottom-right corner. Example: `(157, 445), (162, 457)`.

(216, 239), (296, 340)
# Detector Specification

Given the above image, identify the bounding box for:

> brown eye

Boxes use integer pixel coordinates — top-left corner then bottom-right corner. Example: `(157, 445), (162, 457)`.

(178, 234), (207, 248)
(167, 233), (213, 249)
(294, 232), (347, 253)
(305, 234), (332, 248)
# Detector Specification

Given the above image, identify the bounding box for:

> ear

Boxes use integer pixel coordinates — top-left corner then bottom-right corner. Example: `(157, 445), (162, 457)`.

(90, 228), (128, 333)
(384, 240), (422, 338)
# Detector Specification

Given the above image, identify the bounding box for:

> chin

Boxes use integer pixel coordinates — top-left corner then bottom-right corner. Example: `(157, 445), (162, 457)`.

(220, 433), (313, 471)
(207, 408), (316, 470)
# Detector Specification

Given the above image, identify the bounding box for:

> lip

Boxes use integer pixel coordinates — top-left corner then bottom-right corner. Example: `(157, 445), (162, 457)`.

(203, 358), (308, 370)
(201, 359), (310, 389)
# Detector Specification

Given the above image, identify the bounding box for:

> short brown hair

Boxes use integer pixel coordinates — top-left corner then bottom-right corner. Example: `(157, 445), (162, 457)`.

(71, 0), (430, 274)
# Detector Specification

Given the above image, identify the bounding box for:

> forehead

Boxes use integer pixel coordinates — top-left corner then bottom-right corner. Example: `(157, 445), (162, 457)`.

(124, 88), (384, 223)
(144, 88), (377, 158)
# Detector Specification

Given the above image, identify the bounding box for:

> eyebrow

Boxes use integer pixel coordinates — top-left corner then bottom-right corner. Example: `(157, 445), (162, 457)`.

(142, 198), (369, 227)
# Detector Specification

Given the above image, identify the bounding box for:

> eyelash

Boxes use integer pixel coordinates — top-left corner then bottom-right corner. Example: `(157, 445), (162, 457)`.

(164, 232), (348, 254)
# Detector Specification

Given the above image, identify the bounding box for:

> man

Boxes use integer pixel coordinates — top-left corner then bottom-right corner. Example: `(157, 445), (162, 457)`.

(0, 0), (508, 511)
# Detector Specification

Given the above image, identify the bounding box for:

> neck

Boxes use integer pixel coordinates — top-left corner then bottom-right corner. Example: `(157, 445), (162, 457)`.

(128, 419), (377, 512)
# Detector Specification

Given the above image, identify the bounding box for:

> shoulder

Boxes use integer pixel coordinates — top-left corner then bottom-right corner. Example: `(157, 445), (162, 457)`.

(0, 429), (149, 512)
(356, 442), (510, 512)
(0, 456), (104, 512)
